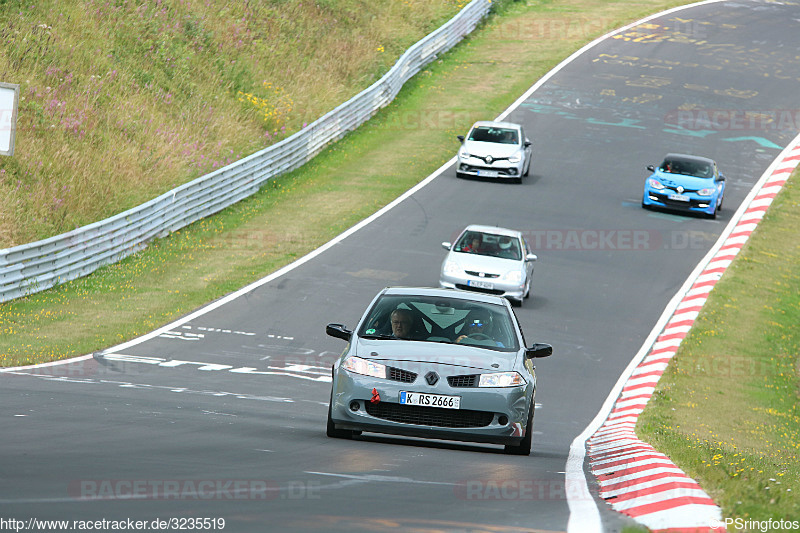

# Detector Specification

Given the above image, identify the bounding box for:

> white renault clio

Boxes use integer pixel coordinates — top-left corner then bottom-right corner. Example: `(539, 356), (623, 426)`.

(439, 225), (537, 306)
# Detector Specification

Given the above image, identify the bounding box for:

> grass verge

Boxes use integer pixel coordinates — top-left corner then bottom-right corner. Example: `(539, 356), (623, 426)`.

(637, 169), (800, 522)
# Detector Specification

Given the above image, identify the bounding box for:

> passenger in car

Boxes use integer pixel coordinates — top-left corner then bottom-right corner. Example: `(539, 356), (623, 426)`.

(456, 311), (504, 347)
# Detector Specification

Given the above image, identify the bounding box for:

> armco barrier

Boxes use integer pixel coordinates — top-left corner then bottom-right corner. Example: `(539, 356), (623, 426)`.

(0, 0), (491, 303)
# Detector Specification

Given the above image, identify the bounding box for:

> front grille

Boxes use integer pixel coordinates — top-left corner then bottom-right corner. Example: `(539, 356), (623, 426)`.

(365, 402), (494, 428)
(448, 374), (479, 387)
(652, 192), (706, 208)
(463, 165), (517, 176)
(464, 271), (499, 278)
(388, 367), (417, 383)
(455, 283), (504, 296)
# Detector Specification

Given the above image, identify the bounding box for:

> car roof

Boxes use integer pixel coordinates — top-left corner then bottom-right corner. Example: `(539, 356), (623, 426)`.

(380, 286), (509, 306)
(470, 120), (522, 131)
(461, 224), (522, 238)
(663, 153), (716, 165)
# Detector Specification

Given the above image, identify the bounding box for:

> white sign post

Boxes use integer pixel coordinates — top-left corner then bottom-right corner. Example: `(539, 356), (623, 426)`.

(0, 82), (20, 157)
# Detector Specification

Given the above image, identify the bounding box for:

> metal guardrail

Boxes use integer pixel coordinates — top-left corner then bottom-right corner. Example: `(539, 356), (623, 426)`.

(0, 0), (492, 303)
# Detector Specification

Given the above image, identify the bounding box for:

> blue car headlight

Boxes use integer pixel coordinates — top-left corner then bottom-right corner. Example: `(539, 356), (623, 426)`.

(342, 356), (387, 379)
(479, 372), (526, 387)
(648, 178), (665, 190)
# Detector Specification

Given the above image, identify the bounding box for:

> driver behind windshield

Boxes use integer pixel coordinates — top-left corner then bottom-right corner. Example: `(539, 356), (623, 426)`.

(390, 308), (415, 339)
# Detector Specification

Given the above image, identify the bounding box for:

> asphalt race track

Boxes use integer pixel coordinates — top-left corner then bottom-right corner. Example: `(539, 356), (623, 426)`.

(3, 1), (800, 531)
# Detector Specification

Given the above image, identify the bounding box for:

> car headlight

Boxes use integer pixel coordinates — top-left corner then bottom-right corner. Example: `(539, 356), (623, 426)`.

(342, 356), (387, 379)
(459, 148), (471, 159)
(443, 260), (461, 276)
(479, 372), (526, 387)
(508, 152), (522, 164)
(697, 187), (714, 196)
(504, 270), (523, 283)
(648, 178), (665, 190)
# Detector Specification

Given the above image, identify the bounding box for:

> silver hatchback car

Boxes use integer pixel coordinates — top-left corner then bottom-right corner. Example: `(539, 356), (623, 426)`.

(439, 225), (537, 306)
(456, 120), (532, 182)
(326, 287), (552, 455)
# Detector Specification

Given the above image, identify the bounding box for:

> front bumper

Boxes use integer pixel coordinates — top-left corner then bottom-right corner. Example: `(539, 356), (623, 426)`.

(643, 190), (717, 215)
(456, 157), (524, 179)
(439, 275), (526, 302)
(330, 366), (533, 446)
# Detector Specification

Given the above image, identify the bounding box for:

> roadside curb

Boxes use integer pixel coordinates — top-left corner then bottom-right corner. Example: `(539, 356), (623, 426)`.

(586, 139), (800, 531)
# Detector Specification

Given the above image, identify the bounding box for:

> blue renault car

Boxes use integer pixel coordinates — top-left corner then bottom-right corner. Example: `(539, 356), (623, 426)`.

(642, 153), (726, 219)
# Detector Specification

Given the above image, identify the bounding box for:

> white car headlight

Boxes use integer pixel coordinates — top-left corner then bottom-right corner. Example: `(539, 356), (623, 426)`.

(443, 260), (461, 276)
(697, 187), (714, 196)
(342, 356), (387, 379)
(479, 372), (526, 387)
(648, 178), (665, 190)
(459, 148), (471, 159)
(504, 270), (523, 283)
(508, 152), (522, 164)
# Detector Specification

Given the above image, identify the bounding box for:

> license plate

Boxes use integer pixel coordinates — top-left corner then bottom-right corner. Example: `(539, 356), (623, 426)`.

(468, 279), (494, 290)
(668, 193), (690, 202)
(400, 391), (460, 409)
(477, 170), (498, 178)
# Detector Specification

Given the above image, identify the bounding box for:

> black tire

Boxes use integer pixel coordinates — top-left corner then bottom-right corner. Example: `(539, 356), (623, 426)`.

(505, 401), (534, 456)
(326, 396), (355, 439)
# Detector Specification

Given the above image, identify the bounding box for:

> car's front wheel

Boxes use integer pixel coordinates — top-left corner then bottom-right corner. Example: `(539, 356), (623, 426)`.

(504, 401), (534, 456)
(327, 395), (356, 439)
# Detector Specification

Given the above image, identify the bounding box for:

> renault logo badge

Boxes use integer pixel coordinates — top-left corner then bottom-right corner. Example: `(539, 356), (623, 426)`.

(425, 372), (439, 386)
(677, 186), (684, 194)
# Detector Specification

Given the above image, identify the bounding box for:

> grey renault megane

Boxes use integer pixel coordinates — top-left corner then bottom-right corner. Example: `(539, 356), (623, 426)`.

(325, 287), (552, 455)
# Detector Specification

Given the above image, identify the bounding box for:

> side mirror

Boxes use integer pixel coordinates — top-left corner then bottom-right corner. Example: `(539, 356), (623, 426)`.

(525, 343), (552, 359)
(441, 241), (452, 251)
(718, 174), (726, 182)
(457, 135), (465, 144)
(646, 164), (655, 172)
(326, 323), (352, 341)
(524, 140), (532, 148)
(526, 253), (538, 262)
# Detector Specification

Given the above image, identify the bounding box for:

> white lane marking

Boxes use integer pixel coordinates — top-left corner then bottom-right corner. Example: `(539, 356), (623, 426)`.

(182, 325), (261, 337)
(100, 353), (332, 382)
(3, 370), (295, 402)
(160, 331), (205, 341)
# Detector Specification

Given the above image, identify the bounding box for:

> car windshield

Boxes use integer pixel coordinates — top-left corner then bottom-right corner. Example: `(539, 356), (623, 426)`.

(358, 295), (519, 351)
(660, 158), (713, 179)
(468, 126), (519, 145)
(454, 231), (521, 261)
